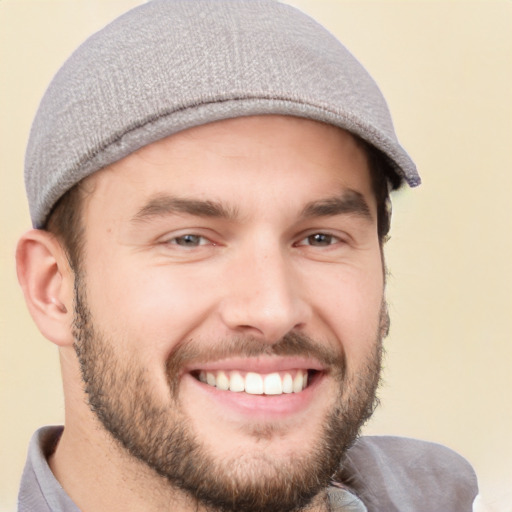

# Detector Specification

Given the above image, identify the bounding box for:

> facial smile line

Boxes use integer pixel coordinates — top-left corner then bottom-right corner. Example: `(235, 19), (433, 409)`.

(196, 369), (312, 395)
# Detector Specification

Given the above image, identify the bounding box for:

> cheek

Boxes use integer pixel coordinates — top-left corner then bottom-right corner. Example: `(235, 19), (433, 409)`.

(305, 257), (384, 360)
(83, 254), (217, 359)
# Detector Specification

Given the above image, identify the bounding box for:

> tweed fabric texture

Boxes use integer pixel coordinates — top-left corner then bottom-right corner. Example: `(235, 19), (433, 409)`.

(25, 0), (420, 228)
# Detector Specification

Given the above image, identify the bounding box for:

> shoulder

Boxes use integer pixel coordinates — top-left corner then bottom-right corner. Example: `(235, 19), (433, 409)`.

(349, 435), (476, 475)
(341, 436), (478, 512)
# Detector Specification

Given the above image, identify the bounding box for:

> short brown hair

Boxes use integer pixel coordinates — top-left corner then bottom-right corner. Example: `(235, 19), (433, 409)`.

(45, 182), (86, 271)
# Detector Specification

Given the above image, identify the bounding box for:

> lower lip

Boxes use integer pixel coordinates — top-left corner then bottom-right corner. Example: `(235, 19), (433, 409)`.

(182, 372), (324, 419)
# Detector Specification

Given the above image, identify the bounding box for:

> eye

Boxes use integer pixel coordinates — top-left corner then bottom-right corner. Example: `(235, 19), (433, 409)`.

(168, 234), (211, 247)
(297, 233), (341, 247)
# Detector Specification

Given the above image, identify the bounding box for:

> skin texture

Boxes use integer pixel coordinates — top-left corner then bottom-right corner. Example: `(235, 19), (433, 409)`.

(17, 115), (386, 512)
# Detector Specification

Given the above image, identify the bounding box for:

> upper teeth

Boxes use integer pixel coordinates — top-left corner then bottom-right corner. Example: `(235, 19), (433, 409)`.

(198, 370), (309, 395)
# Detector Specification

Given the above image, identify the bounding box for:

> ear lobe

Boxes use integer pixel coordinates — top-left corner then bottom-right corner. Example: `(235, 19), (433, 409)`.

(16, 229), (75, 347)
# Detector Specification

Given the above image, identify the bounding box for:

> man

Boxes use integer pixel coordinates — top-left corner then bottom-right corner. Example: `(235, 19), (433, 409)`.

(15, 1), (478, 511)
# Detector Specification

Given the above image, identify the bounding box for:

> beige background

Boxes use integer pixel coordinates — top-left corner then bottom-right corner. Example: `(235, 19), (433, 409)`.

(1, 1), (511, 510)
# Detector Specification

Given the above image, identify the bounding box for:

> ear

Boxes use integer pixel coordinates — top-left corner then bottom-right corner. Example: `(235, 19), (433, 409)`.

(16, 229), (75, 347)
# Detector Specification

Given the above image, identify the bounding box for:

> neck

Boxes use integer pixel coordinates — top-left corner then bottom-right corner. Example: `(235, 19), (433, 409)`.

(49, 419), (193, 511)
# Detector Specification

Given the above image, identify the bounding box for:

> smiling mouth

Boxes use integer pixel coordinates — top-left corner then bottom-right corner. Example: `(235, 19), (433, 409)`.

(192, 369), (320, 396)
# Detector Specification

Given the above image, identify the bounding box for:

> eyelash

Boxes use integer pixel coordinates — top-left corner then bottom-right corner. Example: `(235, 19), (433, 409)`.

(167, 234), (213, 248)
(164, 231), (344, 250)
(295, 232), (343, 248)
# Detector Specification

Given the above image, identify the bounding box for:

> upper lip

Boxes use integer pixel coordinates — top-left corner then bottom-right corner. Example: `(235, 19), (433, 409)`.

(183, 356), (326, 375)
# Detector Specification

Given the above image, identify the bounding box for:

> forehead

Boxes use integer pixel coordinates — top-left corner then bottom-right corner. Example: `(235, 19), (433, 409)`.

(80, 115), (374, 221)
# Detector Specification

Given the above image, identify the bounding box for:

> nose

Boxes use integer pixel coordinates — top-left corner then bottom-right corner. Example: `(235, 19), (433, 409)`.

(218, 245), (311, 343)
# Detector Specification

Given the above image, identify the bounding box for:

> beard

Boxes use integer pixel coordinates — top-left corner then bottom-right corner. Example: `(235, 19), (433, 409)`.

(72, 272), (385, 512)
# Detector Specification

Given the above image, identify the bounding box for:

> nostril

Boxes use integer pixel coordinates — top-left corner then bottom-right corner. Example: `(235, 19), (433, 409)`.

(218, 278), (311, 344)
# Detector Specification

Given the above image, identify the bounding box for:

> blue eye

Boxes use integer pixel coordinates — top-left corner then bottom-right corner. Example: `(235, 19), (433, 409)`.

(171, 234), (207, 247)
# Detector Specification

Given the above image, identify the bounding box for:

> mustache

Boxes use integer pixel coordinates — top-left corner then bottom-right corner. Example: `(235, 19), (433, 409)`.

(165, 331), (346, 394)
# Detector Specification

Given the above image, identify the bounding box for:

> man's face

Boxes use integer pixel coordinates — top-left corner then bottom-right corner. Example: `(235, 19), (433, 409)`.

(73, 115), (386, 511)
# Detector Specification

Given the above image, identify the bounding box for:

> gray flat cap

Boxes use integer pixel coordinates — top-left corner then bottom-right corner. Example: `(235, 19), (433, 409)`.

(25, 0), (420, 228)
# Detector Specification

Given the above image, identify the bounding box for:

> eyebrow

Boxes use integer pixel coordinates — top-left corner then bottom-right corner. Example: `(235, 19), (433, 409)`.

(131, 195), (239, 223)
(301, 190), (373, 221)
(131, 190), (372, 224)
